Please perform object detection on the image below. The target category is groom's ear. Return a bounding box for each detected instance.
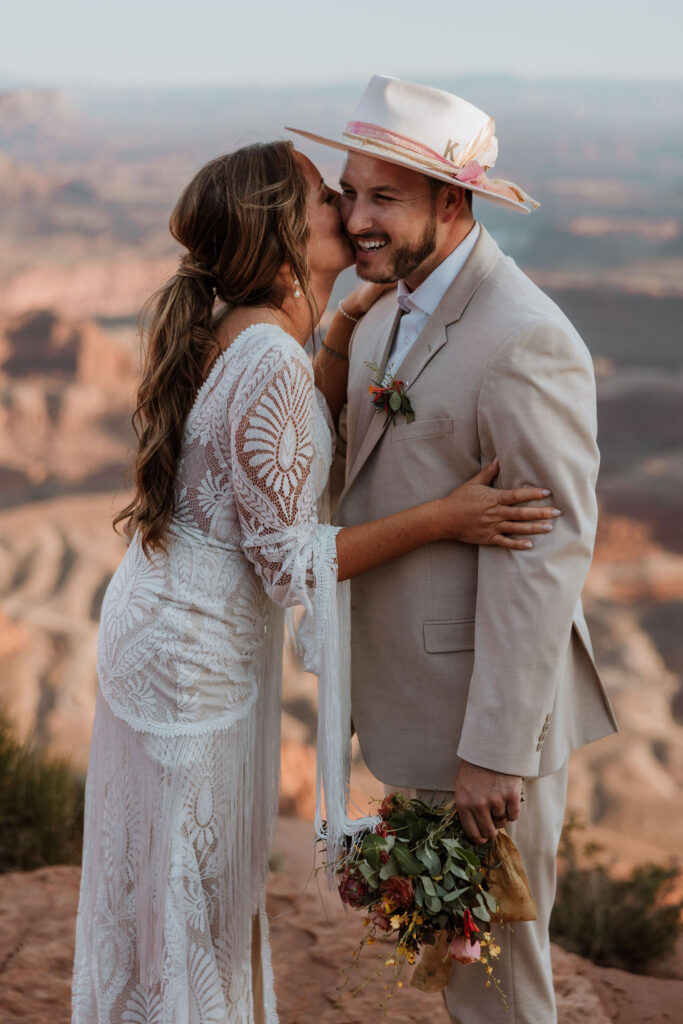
[439,184,470,223]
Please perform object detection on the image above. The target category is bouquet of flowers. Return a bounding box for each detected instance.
[321,792,536,1005]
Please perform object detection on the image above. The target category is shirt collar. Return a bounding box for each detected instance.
[397,221,481,316]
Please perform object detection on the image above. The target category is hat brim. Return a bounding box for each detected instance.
[286,126,532,214]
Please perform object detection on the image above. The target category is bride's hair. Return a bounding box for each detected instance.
[114,140,313,554]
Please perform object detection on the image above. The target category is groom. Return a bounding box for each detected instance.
[290,76,617,1023]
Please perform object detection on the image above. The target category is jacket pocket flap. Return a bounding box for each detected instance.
[390,417,453,442]
[424,618,475,653]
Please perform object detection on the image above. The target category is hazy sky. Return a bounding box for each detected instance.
[2,0,682,87]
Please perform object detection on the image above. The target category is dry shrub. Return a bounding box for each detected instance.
[0,711,84,871]
[551,816,682,974]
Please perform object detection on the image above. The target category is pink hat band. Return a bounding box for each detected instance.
[342,119,538,209]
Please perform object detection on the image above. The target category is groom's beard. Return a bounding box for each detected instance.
[356,214,437,284]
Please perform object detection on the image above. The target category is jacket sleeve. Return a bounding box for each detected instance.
[456,320,599,777]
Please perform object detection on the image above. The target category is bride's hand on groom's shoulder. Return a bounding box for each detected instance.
[437,459,562,550]
[340,281,396,320]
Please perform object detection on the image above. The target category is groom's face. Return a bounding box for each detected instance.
[339,152,439,287]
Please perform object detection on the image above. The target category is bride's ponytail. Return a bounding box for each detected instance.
[115,141,312,554]
[114,259,218,553]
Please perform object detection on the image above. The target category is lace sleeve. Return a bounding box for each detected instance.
[231,329,378,860]
[230,332,340,622]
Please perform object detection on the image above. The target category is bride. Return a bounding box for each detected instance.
[71,140,558,1024]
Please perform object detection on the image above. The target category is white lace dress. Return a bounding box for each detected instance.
[72,324,355,1024]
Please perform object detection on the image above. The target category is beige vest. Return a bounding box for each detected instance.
[333,227,617,788]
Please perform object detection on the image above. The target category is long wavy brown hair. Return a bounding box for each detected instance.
[114,141,313,554]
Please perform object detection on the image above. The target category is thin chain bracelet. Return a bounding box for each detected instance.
[321,339,349,362]
[337,299,360,323]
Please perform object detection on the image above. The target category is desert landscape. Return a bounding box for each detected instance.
[0,79,682,1021]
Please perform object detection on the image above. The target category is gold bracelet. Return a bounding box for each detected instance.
[337,299,360,323]
[321,339,349,362]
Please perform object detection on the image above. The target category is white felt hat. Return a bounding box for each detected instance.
[287,75,538,214]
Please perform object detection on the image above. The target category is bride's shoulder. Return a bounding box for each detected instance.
[231,322,310,375]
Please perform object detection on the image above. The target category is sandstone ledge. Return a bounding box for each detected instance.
[1,818,682,1023]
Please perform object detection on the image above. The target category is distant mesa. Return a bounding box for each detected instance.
[1,310,79,379]
[0,308,138,389]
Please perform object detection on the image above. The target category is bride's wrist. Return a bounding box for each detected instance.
[337,298,364,321]
[424,499,449,543]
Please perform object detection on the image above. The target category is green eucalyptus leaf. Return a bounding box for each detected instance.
[392,843,423,876]
[425,894,442,914]
[458,848,482,869]
[416,845,441,876]
[389,390,401,411]
[379,854,399,880]
[483,889,498,912]
[443,887,469,903]
[421,875,436,897]
[450,865,470,881]
[473,905,491,922]
[358,861,379,887]
[362,833,385,870]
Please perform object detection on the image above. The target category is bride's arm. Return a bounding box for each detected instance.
[335,460,559,581]
[232,337,559,603]
[313,282,392,425]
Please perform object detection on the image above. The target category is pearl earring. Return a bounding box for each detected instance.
[293,278,301,298]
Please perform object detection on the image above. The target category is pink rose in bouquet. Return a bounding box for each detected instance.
[448,935,481,964]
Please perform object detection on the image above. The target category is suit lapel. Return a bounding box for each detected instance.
[396,225,502,387]
[341,227,501,503]
[346,303,401,470]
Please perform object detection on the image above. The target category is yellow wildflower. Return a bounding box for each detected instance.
[385,957,396,967]
[390,915,403,929]
[367,936,375,945]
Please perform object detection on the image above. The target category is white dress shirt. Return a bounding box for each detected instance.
[386,222,481,379]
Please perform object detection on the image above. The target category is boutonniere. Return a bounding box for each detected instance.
[365,362,416,426]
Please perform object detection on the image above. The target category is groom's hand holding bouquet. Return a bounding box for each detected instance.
[322,791,536,1005]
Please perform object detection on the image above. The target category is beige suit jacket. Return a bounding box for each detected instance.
[333,226,617,789]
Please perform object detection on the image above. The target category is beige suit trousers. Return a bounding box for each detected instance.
[387,761,568,1024]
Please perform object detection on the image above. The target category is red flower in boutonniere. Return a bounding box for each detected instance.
[365,362,416,426]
